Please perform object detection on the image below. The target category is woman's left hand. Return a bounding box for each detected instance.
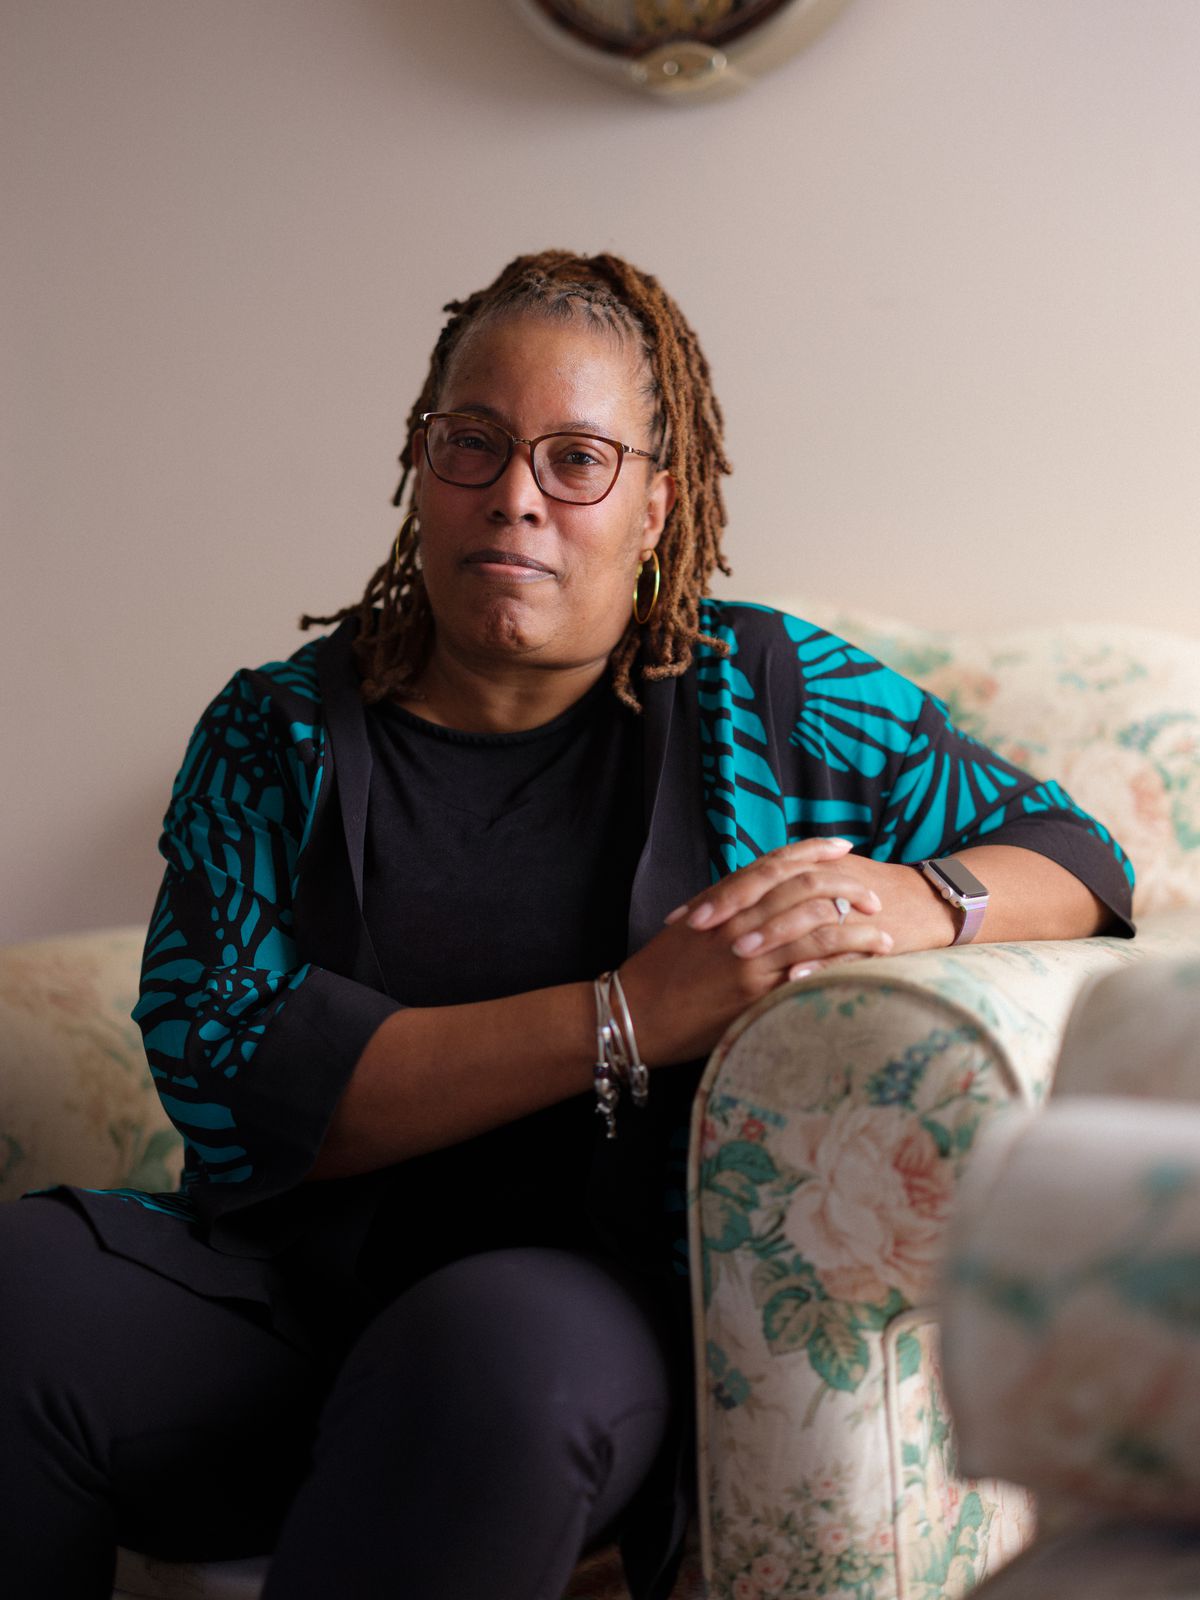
[666,844,958,978]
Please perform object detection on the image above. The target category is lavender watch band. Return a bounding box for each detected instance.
[953,897,987,945]
[918,857,989,946]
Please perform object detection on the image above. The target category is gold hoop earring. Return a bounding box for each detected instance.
[632,550,661,625]
[392,509,419,568]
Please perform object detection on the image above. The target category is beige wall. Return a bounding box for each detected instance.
[5,0,1199,944]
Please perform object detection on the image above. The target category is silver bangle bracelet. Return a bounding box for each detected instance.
[591,970,650,1138]
[608,969,649,1108]
[592,978,622,1140]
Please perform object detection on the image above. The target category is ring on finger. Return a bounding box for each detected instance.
[834,896,851,925]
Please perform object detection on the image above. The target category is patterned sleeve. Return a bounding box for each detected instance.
[780,615,1136,931]
[133,652,400,1240]
[697,606,1134,933]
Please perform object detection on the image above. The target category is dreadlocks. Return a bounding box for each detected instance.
[300,250,733,710]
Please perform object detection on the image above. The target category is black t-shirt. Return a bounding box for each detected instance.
[357,678,647,1293]
[362,677,644,1006]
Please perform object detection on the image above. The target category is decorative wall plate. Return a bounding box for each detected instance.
[511,0,851,100]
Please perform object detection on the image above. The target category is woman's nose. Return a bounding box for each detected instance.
[485,444,546,522]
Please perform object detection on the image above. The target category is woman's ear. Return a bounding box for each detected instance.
[642,469,676,549]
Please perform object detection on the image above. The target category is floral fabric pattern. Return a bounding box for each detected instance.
[888,1316,1035,1598]
[690,921,1200,1599]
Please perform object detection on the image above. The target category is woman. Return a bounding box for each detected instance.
[0,251,1133,1600]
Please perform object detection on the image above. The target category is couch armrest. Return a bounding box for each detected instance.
[687,912,1200,1600]
[0,928,182,1201]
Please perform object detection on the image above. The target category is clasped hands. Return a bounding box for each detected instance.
[621,837,953,1067]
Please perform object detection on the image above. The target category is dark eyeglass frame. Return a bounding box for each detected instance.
[419,411,660,506]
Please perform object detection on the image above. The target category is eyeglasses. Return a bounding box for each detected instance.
[420,412,659,506]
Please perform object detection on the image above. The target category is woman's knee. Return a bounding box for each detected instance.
[318,1249,673,1488]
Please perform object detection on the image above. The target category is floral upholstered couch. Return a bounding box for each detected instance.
[2,604,1199,1600]
[684,603,1200,1600]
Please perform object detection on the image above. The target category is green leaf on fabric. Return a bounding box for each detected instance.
[896,1328,922,1382]
[956,1491,985,1534]
[858,1287,906,1329]
[706,1340,728,1378]
[902,1440,923,1468]
[714,1365,752,1409]
[699,1169,759,1253]
[921,1117,952,1158]
[762,1281,820,1354]
[716,1141,778,1185]
[808,1303,870,1392]
[953,1121,977,1155]
[754,1252,825,1312]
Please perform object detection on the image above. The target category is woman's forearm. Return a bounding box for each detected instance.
[309,846,1110,1183]
[913,844,1111,948]
[308,981,597,1179]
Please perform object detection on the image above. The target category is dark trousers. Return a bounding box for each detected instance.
[0,1198,675,1599]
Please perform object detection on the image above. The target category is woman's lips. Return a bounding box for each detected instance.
[462,548,557,580]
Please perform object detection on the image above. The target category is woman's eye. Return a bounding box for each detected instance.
[548,437,612,471]
[449,431,499,454]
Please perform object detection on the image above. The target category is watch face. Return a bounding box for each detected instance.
[528,0,793,56]
[929,857,988,900]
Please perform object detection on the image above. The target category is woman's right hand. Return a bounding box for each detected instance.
[619,837,892,1066]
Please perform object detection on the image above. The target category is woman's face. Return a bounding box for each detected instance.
[410,314,675,682]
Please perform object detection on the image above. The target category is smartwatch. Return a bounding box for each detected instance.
[917,856,989,945]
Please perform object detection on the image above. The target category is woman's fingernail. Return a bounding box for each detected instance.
[879,932,894,950]
[821,838,853,852]
[867,892,882,912]
[689,903,715,929]
[664,904,689,925]
[733,932,764,956]
[789,964,817,982]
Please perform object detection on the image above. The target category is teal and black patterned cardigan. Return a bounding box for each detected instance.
[53,602,1134,1313]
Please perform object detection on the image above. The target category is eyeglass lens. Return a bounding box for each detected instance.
[425,415,621,504]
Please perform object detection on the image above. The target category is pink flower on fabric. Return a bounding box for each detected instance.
[700,1117,720,1158]
[732,1576,759,1600]
[817,1524,850,1555]
[869,1526,895,1555]
[787,1102,955,1305]
[939,1480,962,1524]
[741,1117,767,1143]
[751,1553,788,1591]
